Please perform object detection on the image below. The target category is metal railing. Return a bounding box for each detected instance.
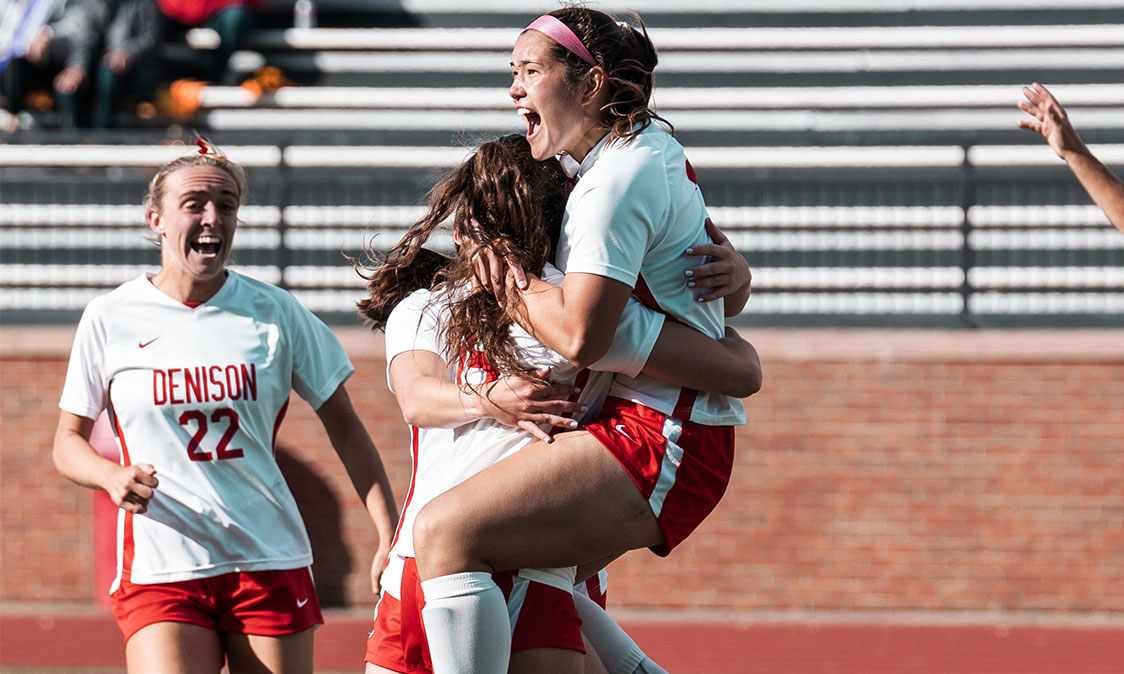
[2,142,1122,327]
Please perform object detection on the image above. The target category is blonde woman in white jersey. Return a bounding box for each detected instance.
[52,140,398,674]
[359,135,760,673]
[411,8,758,673]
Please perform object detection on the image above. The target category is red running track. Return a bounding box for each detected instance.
[2,606,1122,673]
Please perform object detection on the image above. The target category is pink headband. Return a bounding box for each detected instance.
[525,15,597,68]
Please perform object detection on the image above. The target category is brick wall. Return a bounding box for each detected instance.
[3,327,1122,615]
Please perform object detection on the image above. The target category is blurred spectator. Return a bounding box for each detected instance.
[1,0,105,129]
[152,0,264,118]
[91,0,160,128]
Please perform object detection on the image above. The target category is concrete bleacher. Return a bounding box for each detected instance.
[2,0,1123,327]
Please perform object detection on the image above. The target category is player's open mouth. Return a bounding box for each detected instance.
[192,235,221,256]
[518,107,541,138]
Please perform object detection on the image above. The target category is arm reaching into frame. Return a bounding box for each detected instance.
[1018,82,1124,234]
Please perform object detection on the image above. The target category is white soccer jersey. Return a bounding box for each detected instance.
[59,271,354,588]
[379,264,661,596]
[557,124,746,426]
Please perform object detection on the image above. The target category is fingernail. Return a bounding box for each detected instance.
[685,247,694,255]
[688,281,696,288]
[574,386,582,394]
[569,420,579,428]
[580,404,589,412]
[697,296,707,303]
[684,269,694,278]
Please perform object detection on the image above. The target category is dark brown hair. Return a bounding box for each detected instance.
[358,135,569,384]
[540,6,672,143]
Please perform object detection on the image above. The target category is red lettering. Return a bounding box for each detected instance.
[168,368,184,404]
[209,365,225,401]
[179,410,211,461]
[212,408,243,459]
[240,363,257,401]
[153,370,167,405]
[183,367,202,404]
[225,365,241,400]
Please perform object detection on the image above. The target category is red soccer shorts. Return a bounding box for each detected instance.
[110,567,323,643]
[585,396,735,556]
[365,558,584,673]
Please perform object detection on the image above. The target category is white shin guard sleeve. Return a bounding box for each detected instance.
[420,572,511,674]
[573,592,669,674]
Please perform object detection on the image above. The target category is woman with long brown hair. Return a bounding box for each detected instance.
[359,134,758,674]
[410,8,757,672]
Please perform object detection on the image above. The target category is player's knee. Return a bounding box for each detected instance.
[412,497,466,575]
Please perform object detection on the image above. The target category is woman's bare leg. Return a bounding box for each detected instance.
[126,622,224,674]
[413,430,662,674]
[223,629,314,674]
[413,430,663,579]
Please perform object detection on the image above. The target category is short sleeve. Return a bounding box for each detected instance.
[58,301,110,420]
[284,298,354,410]
[560,149,669,287]
[589,297,665,378]
[384,289,446,392]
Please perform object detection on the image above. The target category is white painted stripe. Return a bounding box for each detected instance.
[660,49,1124,72]
[283,266,367,288]
[284,228,377,250]
[648,418,686,519]
[969,144,1124,166]
[289,288,368,311]
[283,205,428,226]
[743,292,965,314]
[685,146,965,167]
[10,265,1117,292]
[0,228,280,249]
[969,267,1124,288]
[0,287,114,310]
[0,145,282,167]
[198,83,1124,111]
[234,25,1124,51]
[283,144,965,168]
[0,204,280,227]
[969,292,1124,313]
[707,206,964,228]
[969,229,1124,249]
[283,145,475,167]
[725,230,964,251]
[969,205,1115,227]
[754,267,965,289]
[375,0,1124,12]
[237,48,1124,74]
[0,264,279,288]
[0,265,155,285]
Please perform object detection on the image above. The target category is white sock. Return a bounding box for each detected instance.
[420,571,511,674]
[573,592,669,674]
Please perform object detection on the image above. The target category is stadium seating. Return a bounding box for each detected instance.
[2,0,1122,326]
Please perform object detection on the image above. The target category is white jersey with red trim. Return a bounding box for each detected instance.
[59,271,353,588]
[379,264,661,597]
[557,124,746,426]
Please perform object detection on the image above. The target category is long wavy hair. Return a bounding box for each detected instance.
[358,134,569,384]
[539,5,672,143]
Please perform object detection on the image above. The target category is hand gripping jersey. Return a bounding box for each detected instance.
[558,124,746,426]
[59,271,354,589]
[380,264,662,596]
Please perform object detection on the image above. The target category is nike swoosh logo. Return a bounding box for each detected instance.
[138,337,159,348]
[297,598,309,608]
[614,423,634,443]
